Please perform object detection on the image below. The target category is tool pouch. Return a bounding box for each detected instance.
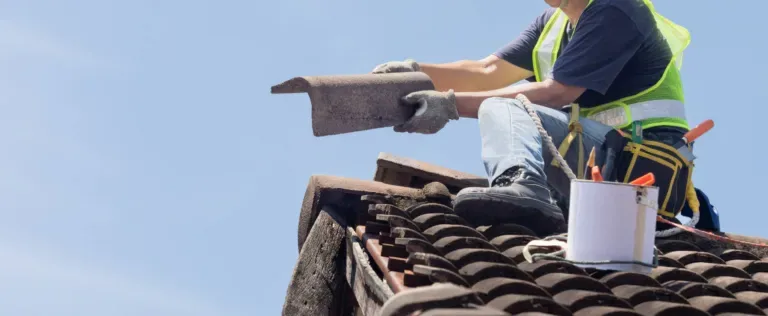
[612,137,693,219]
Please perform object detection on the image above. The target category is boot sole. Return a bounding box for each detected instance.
[453,192,566,237]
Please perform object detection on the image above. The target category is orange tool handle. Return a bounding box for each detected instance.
[591,166,604,182]
[683,119,714,143]
[629,173,655,186]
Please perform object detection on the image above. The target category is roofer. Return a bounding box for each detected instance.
[372,0,696,236]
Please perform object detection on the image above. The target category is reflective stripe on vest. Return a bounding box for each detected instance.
[533,10,568,82]
[584,99,686,128]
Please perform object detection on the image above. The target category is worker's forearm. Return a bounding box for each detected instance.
[417,61,491,92]
[454,81,565,118]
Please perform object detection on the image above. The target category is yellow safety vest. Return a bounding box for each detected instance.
[532,0,691,131]
[533,0,700,219]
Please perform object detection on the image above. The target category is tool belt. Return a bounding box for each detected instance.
[555,106,697,219]
[609,133,693,218]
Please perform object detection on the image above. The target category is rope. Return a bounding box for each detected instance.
[521,234,660,269]
[514,94,696,237]
[532,253,658,269]
[656,181,701,237]
[656,216,768,249]
[656,210,699,238]
[516,95,577,181]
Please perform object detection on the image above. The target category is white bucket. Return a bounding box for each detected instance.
[565,180,659,274]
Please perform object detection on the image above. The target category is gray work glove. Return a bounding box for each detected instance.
[395,90,459,134]
[372,59,421,74]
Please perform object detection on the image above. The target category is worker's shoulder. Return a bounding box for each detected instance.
[588,0,655,32]
[590,0,649,13]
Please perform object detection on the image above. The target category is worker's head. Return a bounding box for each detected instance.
[544,0,570,9]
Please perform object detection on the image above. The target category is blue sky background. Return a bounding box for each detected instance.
[1,1,765,315]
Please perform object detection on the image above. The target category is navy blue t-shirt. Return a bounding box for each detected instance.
[494,0,673,109]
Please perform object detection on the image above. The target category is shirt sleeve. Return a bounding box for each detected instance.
[552,4,646,95]
[492,10,553,72]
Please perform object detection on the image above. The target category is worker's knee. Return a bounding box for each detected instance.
[478,97,527,123]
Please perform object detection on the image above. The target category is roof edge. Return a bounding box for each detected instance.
[374,152,488,194]
[298,174,427,251]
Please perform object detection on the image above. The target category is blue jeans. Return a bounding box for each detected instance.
[478,97,614,197]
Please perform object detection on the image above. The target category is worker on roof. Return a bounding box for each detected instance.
[372,0,693,236]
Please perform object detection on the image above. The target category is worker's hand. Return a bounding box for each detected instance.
[395,90,459,134]
[372,59,420,74]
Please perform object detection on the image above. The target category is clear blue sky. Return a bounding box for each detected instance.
[1,1,765,315]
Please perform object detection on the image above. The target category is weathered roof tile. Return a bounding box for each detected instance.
[271,73,434,137]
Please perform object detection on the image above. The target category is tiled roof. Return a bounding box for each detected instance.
[285,153,768,316]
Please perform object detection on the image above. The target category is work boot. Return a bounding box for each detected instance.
[453,167,566,237]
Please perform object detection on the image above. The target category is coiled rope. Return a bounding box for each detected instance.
[521,234,661,268]
[514,94,695,238]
